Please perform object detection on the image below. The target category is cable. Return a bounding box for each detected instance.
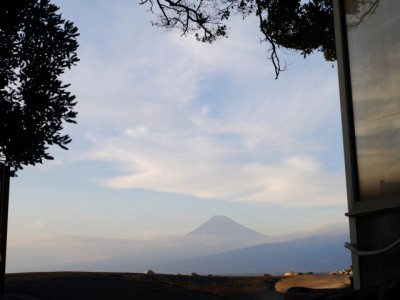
[345,238,400,256]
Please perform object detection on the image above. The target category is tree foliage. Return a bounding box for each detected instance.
[140,0,335,78]
[0,0,79,175]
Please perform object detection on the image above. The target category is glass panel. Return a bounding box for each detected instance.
[345,0,400,200]
[0,167,3,225]
[0,168,3,225]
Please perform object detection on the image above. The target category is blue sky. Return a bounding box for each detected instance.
[7,0,347,268]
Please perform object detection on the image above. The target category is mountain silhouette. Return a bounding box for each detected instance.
[37,220,349,275]
[156,233,351,275]
[187,215,268,240]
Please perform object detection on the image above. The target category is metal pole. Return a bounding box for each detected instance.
[0,164,10,295]
[332,0,361,289]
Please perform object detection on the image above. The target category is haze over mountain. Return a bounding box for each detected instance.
[155,233,351,275]
[7,216,350,275]
[187,215,268,241]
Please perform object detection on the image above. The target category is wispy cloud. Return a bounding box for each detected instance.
[59,1,344,207]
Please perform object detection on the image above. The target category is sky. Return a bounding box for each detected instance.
[7,0,348,271]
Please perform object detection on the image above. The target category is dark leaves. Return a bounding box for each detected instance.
[0,0,79,175]
[140,0,336,77]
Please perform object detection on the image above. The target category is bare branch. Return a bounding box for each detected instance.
[347,0,380,29]
[140,0,340,78]
[140,0,234,43]
[255,0,285,79]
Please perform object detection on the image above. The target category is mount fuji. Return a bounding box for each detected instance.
[187,215,268,241]
[16,216,350,275]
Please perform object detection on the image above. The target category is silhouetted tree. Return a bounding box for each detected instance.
[0,0,79,175]
[140,0,335,78]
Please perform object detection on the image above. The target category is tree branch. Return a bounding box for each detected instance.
[255,0,285,79]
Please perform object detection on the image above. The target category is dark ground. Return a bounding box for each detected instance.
[0,272,286,299]
[0,272,354,299]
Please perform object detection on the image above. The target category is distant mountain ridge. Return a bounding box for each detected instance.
[187,215,268,240]
[155,233,351,275]
[15,216,350,276]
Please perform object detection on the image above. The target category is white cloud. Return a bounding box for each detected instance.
[80,125,345,207]
[285,155,322,172]
[60,1,345,208]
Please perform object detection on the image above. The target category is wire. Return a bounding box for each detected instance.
[345,238,400,256]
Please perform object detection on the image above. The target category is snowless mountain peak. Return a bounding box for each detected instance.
[187,215,268,239]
